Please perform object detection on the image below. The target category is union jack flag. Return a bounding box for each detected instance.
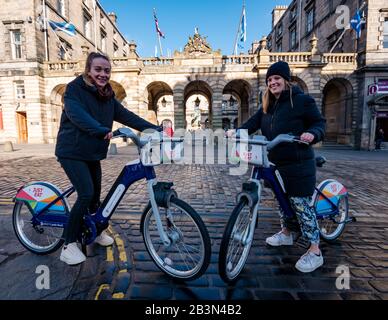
[153,10,165,39]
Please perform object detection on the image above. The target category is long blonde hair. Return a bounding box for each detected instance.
[262,81,293,114]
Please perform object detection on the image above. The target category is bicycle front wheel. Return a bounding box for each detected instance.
[13,201,65,255]
[219,198,255,283]
[140,197,211,281]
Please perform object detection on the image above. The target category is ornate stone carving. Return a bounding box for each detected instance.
[184,30,212,56]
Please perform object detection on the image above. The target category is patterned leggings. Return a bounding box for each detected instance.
[279,197,320,245]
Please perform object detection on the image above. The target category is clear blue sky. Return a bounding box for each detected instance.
[99,0,291,57]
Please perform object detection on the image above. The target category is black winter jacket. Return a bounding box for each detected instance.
[55,76,160,161]
[239,86,326,197]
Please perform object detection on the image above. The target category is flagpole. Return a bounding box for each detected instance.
[42,0,49,61]
[329,1,366,53]
[233,1,245,55]
[153,8,163,57]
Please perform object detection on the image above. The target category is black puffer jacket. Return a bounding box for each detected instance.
[55,76,160,161]
[239,86,326,197]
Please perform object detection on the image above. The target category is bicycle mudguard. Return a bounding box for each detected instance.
[153,182,178,208]
[14,182,69,215]
[312,179,348,215]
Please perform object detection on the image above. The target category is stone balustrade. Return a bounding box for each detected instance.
[269,52,313,63]
[321,53,357,64]
[43,51,358,74]
[141,58,174,66]
[46,61,80,71]
[222,55,256,65]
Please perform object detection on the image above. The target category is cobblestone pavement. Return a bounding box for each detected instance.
[0,145,388,300]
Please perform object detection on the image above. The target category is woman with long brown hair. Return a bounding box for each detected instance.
[238,61,326,273]
[55,52,161,265]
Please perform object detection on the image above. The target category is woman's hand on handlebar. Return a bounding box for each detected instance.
[300,132,314,144]
[104,132,113,140]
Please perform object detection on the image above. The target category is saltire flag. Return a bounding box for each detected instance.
[48,20,76,37]
[237,7,247,49]
[350,10,366,39]
[153,11,165,39]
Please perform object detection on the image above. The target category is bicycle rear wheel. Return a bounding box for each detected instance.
[319,195,349,243]
[140,197,211,281]
[13,201,65,255]
[219,198,255,283]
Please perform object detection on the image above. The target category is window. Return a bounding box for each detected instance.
[306,7,314,33]
[384,18,388,49]
[83,13,92,39]
[10,30,22,59]
[290,5,297,21]
[290,26,297,49]
[57,0,66,17]
[100,13,106,27]
[15,81,25,100]
[113,43,119,57]
[58,38,72,60]
[267,37,272,50]
[101,29,107,52]
[276,41,282,52]
[277,24,283,37]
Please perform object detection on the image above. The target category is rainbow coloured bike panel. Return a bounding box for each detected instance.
[313,179,348,215]
[15,182,68,214]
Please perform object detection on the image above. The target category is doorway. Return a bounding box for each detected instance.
[16,112,28,143]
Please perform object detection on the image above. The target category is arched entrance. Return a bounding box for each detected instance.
[291,76,309,94]
[223,80,252,127]
[322,78,353,145]
[184,80,212,130]
[49,84,67,143]
[146,82,173,126]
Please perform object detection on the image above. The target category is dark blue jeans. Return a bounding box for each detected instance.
[58,158,102,244]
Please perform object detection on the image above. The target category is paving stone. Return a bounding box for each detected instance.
[130,285,173,300]
[369,280,388,293]
[254,290,295,300]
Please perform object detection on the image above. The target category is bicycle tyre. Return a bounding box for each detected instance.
[13,201,65,255]
[318,194,349,243]
[140,197,211,281]
[219,198,255,283]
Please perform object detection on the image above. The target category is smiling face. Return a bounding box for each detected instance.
[267,75,286,98]
[88,57,111,89]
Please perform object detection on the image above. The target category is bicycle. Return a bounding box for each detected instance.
[218,134,356,283]
[13,127,211,281]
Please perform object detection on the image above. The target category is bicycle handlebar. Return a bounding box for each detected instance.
[231,133,309,151]
[112,127,184,148]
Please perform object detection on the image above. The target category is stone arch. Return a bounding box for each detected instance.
[144,81,174,125]
[48,84,67,143]
[322,77,354,145]
[223,79,253,126]
[290,76,309,94]
[110,80,127,102]
[183,80,213,130]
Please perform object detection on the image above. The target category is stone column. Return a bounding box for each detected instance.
[211,92,223,130]
[173,91,185,130]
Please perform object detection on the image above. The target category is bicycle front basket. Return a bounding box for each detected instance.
[234,142,264,166]
[141,140,184,166]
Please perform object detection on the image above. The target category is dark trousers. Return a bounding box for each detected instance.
[58,158,102,244]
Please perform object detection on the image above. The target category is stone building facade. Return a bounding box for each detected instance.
[262,0,388,148]
[1,0,386,150]
[0,0,129,143]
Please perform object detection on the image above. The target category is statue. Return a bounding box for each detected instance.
[184,29,212,55]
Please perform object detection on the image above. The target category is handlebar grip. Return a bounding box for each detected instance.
[112,129,121,137]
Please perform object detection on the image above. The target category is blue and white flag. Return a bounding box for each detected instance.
[350,10,365,39]
[237,7,247,49]
[48,20,76,37]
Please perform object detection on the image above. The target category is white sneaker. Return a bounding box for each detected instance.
[295,251,324,273]
[60,243,86,265]
[94,230,114,247]
[265,231,293,246]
